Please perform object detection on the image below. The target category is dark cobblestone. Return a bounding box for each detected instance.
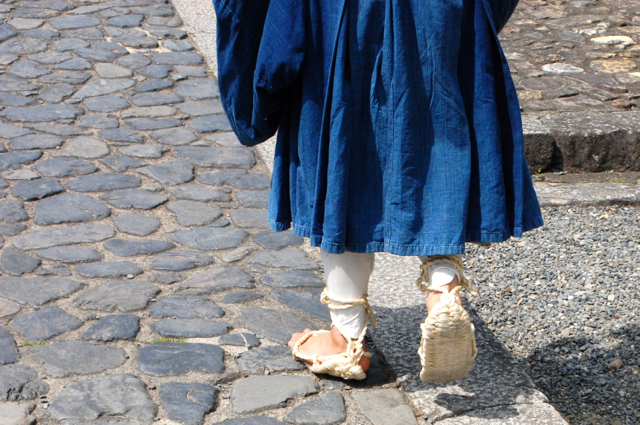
[271,288,330,321]
[218,332,260,349]
[130,92,184,106]
[73,279,159,311]
[150,295,223,319]
[151,51,202,65]
[137,342,224,376]
[153,319,232,338]
[113,213,160,236]
[65,173,141,192]
[174,78,219,99]
[170,227,248,251]
[167,200,222,227]
[252,230,304,250]
[160,382,218,425]
[231,209,269,229]
[138,64,172,78]
[33,157,98,177]
[187,114,232,133]
[168,183,230,202]
[10,305,82,342]
[12,178,65,201]
[99,189,167,210]
[13,223,115,250]
[0,364,42,401]
[236,345,304,375]
[1,277,85,309]
[231,376,318,415]
[78,114,119,129]
[0,247,41,276]
[0,199,28,223]
[149,127,197,145]
[239,308,316,346]
[75,261,143,278]
[82,314,140,341]
[34,193,110,225]
[177,264,254,294]
[32,340,126,377]
[54,136,109,158]
[3,104,83,122]
[237,191,269,208]
[7,134,62,150]
[104,239,175,257]
[100,155,147,173]
[98,128,145,143]
[150,250,214,271]
[248,250,320,271]
[173,146,256,169]
[134,78,175,93]
[48,374,157,424]
[221,292,264,304]
[36,246,102,263]
[137,160,194,185]
[260,271,324,289]
[0,327,19,365]
[283,392,346,425]
[0,151,42,171]
[84,94,130,111]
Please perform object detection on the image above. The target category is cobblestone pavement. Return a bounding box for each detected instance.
[0,1,414,424]
[0,1,630,425]
[504,0,640,114]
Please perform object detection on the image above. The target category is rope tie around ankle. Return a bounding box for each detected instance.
[416,255,477,296]
[320,289,376,327]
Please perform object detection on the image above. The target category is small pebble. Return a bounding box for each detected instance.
[608,359,623,371]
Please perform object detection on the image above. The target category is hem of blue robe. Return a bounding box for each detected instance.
[269,216,544,255]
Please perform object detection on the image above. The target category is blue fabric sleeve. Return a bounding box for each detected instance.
[483,0,519,33]
[213,0,305,147]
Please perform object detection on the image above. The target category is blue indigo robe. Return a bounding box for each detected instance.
[213,0,544,255]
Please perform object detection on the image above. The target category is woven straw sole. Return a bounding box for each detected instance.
[418,300,477,383]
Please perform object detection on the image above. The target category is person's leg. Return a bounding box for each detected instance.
[324,250,374,338]
[288,250,374,371]
[418,256,463,311]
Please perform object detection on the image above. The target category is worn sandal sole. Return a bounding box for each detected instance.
[418,290,477,383]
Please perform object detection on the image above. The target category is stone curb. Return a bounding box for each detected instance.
[535,182,640,207]
[524,111,640,174]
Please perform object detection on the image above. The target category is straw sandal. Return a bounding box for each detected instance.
[417,255,478,383]
[291,289,376,380]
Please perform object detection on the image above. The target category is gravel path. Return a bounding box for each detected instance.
[466,206,640,425]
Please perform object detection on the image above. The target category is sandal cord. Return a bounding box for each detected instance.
[416,255,477,296]
[320,289,376,327]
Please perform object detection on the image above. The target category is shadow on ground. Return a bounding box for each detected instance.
[526,322,640,425]
[370,302,553,423]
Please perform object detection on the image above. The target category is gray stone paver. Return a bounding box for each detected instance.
[0,1,573,424]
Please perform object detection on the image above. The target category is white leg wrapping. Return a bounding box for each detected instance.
[321,250,374,339]
[419,255,461,287]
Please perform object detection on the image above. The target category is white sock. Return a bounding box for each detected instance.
[322,250,374,340]
[418,256,461,287]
